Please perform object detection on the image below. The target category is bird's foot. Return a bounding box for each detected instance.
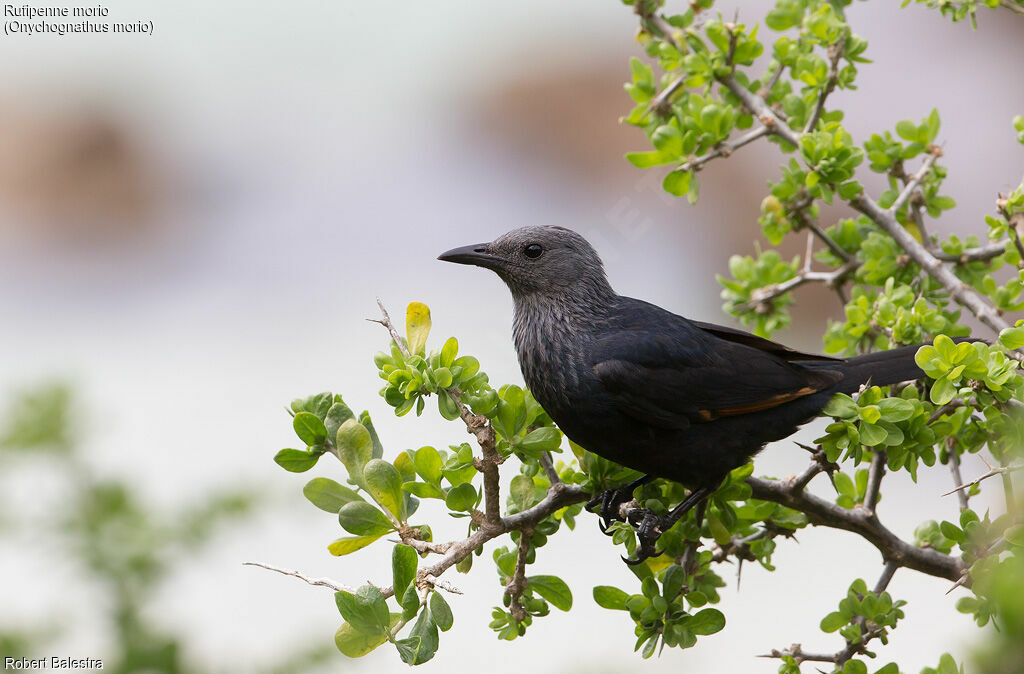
[586,487,637,535]
[621,509,667,566]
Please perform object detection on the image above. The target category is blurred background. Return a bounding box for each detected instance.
[1,1,1022,672]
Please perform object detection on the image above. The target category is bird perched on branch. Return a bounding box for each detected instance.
[439,226,937,563]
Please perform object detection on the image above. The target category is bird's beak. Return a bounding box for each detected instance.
[437,243,501,269]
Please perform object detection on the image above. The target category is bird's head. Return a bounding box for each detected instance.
[438,225,614,298]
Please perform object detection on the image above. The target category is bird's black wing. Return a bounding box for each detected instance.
[689,320,842,362]
[591,323,842,430]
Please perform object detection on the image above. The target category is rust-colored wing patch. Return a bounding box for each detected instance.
[698,386,821,421]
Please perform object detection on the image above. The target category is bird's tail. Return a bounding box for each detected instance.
[833,344,927,393]
[822,337,979,394]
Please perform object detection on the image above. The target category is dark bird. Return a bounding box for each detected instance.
[439,226,935,563]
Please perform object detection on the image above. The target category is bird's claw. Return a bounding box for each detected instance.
[620,509,666,566]
[586,486,636,534]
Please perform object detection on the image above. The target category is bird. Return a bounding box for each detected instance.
[439,225,941,563]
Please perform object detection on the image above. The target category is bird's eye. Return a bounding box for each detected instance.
[523,244,543,259]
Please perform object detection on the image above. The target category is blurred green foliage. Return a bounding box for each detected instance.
[0,384,333,673]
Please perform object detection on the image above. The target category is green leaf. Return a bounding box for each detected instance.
[403,482,445,499]
[528,575,572,611]
[895,120,917,141]
[929,376,957,405]
[293,412,327,445]
[445,483,477,512]
[392,544,418,599]
[336,419,374,485]
[273,448,320,473]
[429,592,454,632]
[593,585,630,610]
[518,427,562,453]
[625,151,674,168]
[688,607,726,635]
[364,458,405,519]
[859,422,888,447]
[999,326,1024,350]
[335,590,384,635]
[328,534,383,556]
[406,608,439,664]
[1005,524,1024,547]
[440,337,458,367]
[303,477,364,513]
[823,394,858,419]
[335,621,387,657]
[859,405,882,424]
[820,610,847,632]
[325,401,355,439]
[413,446,443,485]
[877,398,915,422]
[437,389,461,421]
[338,502,395,536]
[509,474,535,511]
[843,660,867,674]
[358,411,384,459]
[663,170,692,196]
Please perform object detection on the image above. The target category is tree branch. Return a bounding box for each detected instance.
[851,193,1011,335]
[719,74,1011,337]
[746,476,965,582]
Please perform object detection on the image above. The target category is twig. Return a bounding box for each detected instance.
[943,457,1024,497]
[422,574,464,595]
[506,525,533,621]
[1000,0,1024,16]
[873,559,899,594]
[719,76,801,148]
[946,439,970,511]
[863,449,886,514]
[804,35,846,133]
[932,240,1008,263]
[538,452,561,485]
[642,76,684,120]
[671,125,771,174]
[243,561,356,594]
[733,261,857,314]
[890,152,939,214]
[370,297,411,358]
[758,62,786,98]
[928,398,965,424]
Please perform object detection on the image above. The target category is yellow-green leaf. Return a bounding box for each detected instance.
[406,302,432,355]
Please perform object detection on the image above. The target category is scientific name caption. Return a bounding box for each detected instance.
[4,4,153,36]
